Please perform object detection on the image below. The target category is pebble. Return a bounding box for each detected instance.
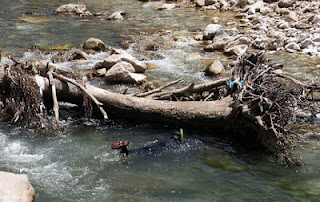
[300,38,313,49]
[285,42,300,51]
[278,21,289,29]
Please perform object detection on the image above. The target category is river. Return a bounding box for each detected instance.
[1,0,320,201]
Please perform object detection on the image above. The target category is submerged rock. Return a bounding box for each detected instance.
[0,171,35,202]
[203,60,225,76]
[83,38,106,52]
[156,3,178,10]
[18,16,51,24]
[107,11,126,20]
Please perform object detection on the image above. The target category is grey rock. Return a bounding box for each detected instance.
[108,11,125,20]
[285,12,298,22]
[309,15,320,24]
[285,42,300,51]
[297,33,308,42]
[212,40,228,50]
[313,36,320,42]
[203,24,223,40]
[224,44,248,56]
[278,21,289,29]
[295,23,312,29]
[156,3,178,10]
[83,38,106,52]
[102,49,147,73]
[194,0,205,7]
[105,61,146,84]
[0,171,35,202]
[204,44,214,52]
[68,50,87,61]
[205,0,216,6]
[300,38,313,49]
[247,1,264,14]
[55,4,87,14]
[278,0,296,8]
[225,36,252,48]
[260,7,273,15]
[279,8,290,15]
[204,60,225,76]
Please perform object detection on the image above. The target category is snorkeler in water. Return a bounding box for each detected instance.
[111,128,184,156]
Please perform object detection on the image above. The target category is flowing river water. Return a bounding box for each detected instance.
[1,0,320,201]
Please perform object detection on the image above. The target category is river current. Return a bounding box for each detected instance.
[1,0,320,201]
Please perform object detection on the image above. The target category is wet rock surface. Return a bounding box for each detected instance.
[203,60,225,76]
[102,49,147,73]
[105,61,146,84]
[54,4,92,17]
[83,38,107,52]
[107,11,126,20]
[0,171,35,202]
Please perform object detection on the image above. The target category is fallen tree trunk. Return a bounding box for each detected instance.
[38,74,234,128]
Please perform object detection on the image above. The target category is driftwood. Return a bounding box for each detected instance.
[51,71,108,120]
[148,78,229,100]
[0,52,319,166]
[47,69,60,128]
[135,79,183,97]
[44,75,234,126]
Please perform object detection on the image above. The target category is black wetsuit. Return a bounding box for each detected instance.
[119,136,202,156]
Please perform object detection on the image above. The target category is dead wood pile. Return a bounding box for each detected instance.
[0,52,319,165]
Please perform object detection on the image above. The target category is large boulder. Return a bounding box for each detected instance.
[83,38,106,52]
[105,61,146,84]
[102,49,147,73]
[203,60,225,76]
[203,24,224,40]
[0,171,35,202]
